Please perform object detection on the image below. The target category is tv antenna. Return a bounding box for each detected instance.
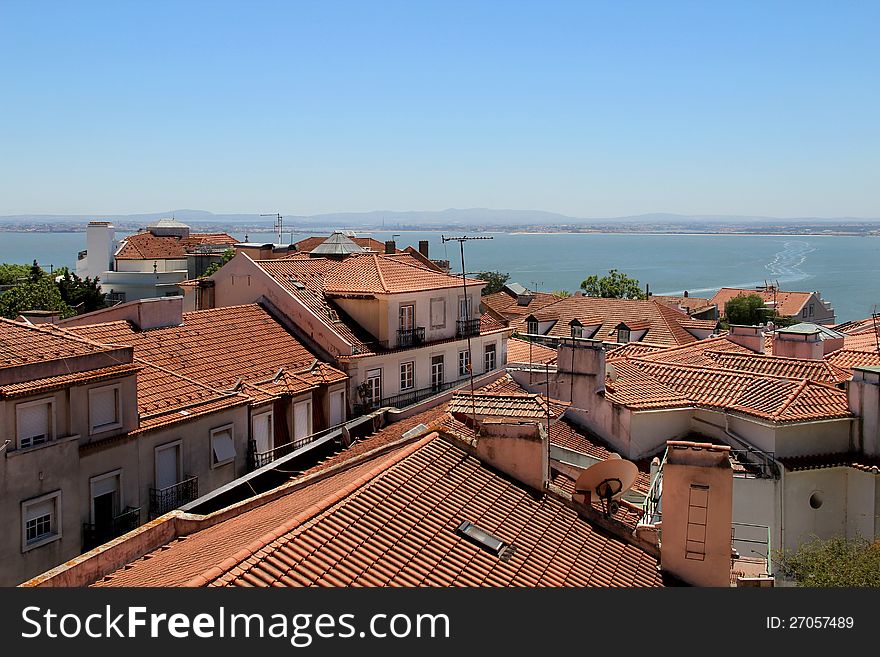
[574,456,638,519]
[442,234,494,427]
[260,213,284,243]
[871,305,880,354]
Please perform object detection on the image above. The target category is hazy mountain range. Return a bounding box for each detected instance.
[2,208,879,229]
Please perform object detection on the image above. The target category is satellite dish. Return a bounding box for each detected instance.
[574,458,639,518]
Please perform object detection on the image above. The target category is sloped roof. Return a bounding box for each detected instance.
[518,296,715,347]
[294,234,394,254]
[115,231,237,260]
[481,289,561,320]
[709,287,814,317]
[447,390,569,420]
[307,231,367,256]
[200,436,666,587]
[506,337,558,364]
[67,304,346,406]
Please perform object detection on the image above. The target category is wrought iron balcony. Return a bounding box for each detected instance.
[247,430,325,471]
[149,475,199,518]
[353,379,459,416]
[456,318,480,338]
[82,506,141,551]
[397,326,425,348]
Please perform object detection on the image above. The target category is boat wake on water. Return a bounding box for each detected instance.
[655,240,815,297]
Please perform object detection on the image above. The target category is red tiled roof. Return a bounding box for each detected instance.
[709,287,813,318]
[506,337,557,364]
[778,453,880,473]
[320,253,483,295]
[519,296,715,348]
[115,231,237,260]
[481,289,561,320]
[447,391,569,420]
[0,363,141,399]
[68,304,343,391]
[549,470,647,530]
[202,436,666,587]
[650,295,711,314]
[605,358,851,422]
[0,318,120,368]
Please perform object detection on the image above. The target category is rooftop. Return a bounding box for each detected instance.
[115,231,237,260]
[709,287,817,318]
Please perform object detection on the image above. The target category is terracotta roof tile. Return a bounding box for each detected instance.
[481,289,561,320]
[204,436,666,588]
[447,391,569,420]
[0,363,141,398]
[507,337,557,364]
[709,287,813,318]
[519,297,715,348]
[0,317,119,368]
[778,453,880,473]
[115,231,237,260]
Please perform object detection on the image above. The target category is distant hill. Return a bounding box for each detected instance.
[2,208,879,229]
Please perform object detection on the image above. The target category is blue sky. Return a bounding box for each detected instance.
[1,1,877,217]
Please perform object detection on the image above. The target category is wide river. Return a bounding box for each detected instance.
[1,230,878,323]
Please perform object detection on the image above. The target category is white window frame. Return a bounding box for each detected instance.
[251,410,274,455]
[21,490,62,552]
[526,320,538,335]
[210,424,236,469]
[458,349,471,377]
[400,361,415,391]
[431,354,445,388]
[15,397,56,450]
[89,383,123,435]
[484,343,497,372]
[618,328,631,344]
[458,295,473,321]
[89,468,123,524]
[399,303,415,331]
[154,439,183,491]
[571,325,584,338]
[365,369,382,405]
[430,297,446,329]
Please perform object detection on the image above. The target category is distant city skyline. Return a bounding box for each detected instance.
[1,1,878,217]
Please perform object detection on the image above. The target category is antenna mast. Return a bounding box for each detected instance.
[442,234,493,429]
[260,213,284,243]
[872,305,880,354]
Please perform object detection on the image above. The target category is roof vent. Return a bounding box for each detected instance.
[287,277,305,290]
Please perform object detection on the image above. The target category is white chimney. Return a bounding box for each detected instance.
[85,221,115,280]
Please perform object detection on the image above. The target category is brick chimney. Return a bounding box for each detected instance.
[726,325,765,353]
[384,240,396,254]
[660,440,733,587]
[418,240,429,258]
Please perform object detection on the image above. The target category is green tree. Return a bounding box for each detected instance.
[56,270,106,313]
[29,259,46,282]
[580,269,646,300]
[552,290,572,298]
[724,293,767,325]
[201,248,236,278]
[0,280,75,319]
[0,263,33,286]
[775,536,880,587]
[476,271,510,296]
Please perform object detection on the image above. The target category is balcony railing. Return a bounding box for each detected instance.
[247,430,325,471]
[397,327,425,348]
[456,318,480,338]
[353,379,459,415]
[149,475,199,519]
[82,506,141,552]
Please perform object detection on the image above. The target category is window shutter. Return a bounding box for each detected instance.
[18,403,50,447]
[25,499,54,523]
[212,429,236,463]
[91,387,118,429]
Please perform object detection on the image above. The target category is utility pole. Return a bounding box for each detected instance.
[442,235,493,430]
[260,213,284,243]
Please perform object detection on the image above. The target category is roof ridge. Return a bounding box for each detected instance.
[185,433,438,587]
[772,378,812,419]
[372,253,389,292]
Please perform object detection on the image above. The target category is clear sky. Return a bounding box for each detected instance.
[1,1,877,218]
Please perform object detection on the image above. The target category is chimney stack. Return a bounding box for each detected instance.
[418,240,429,258]
[726,325,765,353]
[471,419,549,493]
[384,240,396,255]
[660,440,733,587]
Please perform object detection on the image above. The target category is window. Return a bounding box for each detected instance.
[16,398,54,449]
[802,308,808,318]
[526,319,538,335]
[809,303,815,317]
[459,350,471,377]
[484,343,497,372]
[685,484,709,561]
[400,361,414,391]
[251,411,273,455]
[617,327,631,344]
[293,400,312,441]
[22,491,62,552]
[430,297,446,329]
[155,441,182,490]
[431,355,444,389]
[89,384,122,435]
[90,469,122,525]
[459,296,472,321]
[399,304,415,331]
[363,369,382,406]
[211,425,236,468]
[571,325,583,338]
